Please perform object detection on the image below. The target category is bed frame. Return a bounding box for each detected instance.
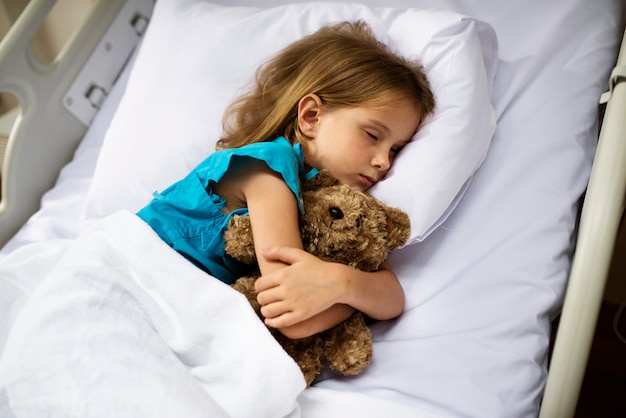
[0,1,624,416]
[0,0,152,243]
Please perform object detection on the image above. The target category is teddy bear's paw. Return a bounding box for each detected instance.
[300,360,322,387]
[324,314,373,376]
[278,335,324,387]
[231,277,262,314]
[327,337,373,376]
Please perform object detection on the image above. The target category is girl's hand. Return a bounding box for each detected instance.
[255,247,347,329]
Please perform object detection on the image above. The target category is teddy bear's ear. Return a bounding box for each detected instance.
[384,206,411,251]
[304,169,341,192]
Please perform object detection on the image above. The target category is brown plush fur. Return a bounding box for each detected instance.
[224,170,410,386]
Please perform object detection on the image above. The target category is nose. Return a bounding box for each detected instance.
[371,150,391,171]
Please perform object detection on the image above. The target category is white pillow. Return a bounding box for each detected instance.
[83,0,497,245]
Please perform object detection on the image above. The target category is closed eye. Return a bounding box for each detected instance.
[366,131,378,140]
[391,141,410,157]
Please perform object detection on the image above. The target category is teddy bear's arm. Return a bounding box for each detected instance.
[223,215,257,264]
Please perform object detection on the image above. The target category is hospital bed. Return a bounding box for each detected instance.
[0,0,624,417]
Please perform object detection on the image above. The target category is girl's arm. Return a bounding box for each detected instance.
[237,162,404,339]
[238,162,304,275]
[255,248,404,339]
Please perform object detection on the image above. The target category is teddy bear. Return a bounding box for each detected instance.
[224,170,410,386]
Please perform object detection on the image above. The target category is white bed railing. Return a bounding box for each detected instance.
[539,29,626,418]
[0,0,152,246]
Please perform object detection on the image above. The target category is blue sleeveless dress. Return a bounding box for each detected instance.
[137,136,312,284]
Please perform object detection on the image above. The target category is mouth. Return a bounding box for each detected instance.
[359,175,376,189]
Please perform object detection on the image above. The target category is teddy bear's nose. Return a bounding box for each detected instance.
[329,207,344,220]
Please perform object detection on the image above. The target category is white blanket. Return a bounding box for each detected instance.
[0,210,446,418]
[0,210,305,418]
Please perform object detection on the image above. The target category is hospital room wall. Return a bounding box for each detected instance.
[0,0,625,304]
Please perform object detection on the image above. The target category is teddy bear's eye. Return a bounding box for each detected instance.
[329,207,344,220]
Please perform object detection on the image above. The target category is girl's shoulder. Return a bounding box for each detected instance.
[195,137,306,209]
[200,137,301,173]
[237,136,296,157]
[206,136,301,170]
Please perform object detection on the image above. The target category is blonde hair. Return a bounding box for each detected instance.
[217,20,435,150]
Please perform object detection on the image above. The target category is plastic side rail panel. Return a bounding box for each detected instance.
[0,0,154,247]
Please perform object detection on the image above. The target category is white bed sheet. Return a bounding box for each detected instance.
[0,0,623,417]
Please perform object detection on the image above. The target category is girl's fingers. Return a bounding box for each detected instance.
[254,268,283,293]
[264,311,299,329]
[254,248,308,292]
[255,285,283,306]
[260,301,290,321]
[260,246,307,265]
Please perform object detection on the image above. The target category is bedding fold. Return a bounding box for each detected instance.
[0,210,304,418]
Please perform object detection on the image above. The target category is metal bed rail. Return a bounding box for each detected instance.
[539,28,626,418]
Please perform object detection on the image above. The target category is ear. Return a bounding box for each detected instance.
[297,93,323,138]
[383,205,411,251]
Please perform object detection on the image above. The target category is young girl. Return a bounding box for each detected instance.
[137,21,435,340]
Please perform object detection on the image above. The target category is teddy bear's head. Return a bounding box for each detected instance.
[223,170,410,271]
[300,170,410,272]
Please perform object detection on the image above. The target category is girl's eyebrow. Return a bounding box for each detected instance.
[367,119,390,133]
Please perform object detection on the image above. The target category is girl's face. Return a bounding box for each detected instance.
[298,92,421,191]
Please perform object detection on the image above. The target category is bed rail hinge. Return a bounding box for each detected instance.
[63,0,154,126]
[599,65,626,104]
[131,14,150,36]
[85,84,107,109]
